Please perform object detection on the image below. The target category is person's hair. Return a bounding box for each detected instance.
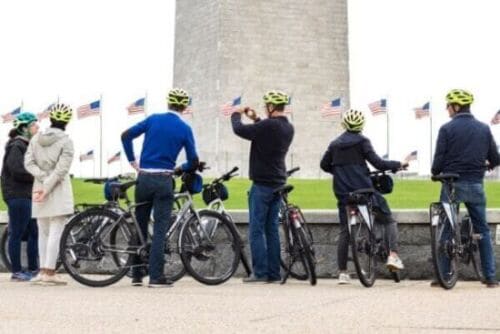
[8,128,17,139]
[50,119,67,131]
[168,104,186,112]
[455,104,471,114]
[270,104,286,112]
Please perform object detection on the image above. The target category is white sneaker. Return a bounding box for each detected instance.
[386,254,404,271]
[338,272,351,285]
[42,274,68,286]
[30,274,45,284]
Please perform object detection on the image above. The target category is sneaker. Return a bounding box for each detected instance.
[42,274,68,286]
[242,275,268,283]
[338,272,351,285]
[31,273,46,284]
[10,271,32,282]
[485,279,499,288]
[131,277,143,287]
[148,277,173,288]
[386,254,404,271]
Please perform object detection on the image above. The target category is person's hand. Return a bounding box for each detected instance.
[130,161,139,172]
[243,107,258,121]
[33,190,46,202]
[400,162,409,170]
[174,166,183,176]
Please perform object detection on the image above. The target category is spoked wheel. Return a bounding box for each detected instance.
[179,210,240,285]
[430,210,458,289]
[295,226,316,286]
[279,214,315,281]
[350,215,376,287]
[1,226,63,272]
[461,216,484,281]
[60,208,135,287]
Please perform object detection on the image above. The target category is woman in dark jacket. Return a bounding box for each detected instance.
[0,112,39,281]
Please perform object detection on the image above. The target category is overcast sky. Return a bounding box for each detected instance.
[1,0,499,176]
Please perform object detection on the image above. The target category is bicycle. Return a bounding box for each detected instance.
[59,168,241,287]
[201,166,252,277]
[276,167,316,286]
[346,170,402,288]
[430,173,483,289]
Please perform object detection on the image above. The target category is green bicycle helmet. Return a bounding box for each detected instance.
[263,90,289,105]
[446,89,474,106]
[167,88,190,107]
[13,112,38,129]
[342,109,365,132]
[49,103,73,123]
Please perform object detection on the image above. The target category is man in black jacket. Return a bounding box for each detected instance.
[0,112,39,281]
[320,109,408,284]
[432,89,499,288]
[231,91,294,283]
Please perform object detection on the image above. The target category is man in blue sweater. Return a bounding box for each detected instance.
[231,91,294,283]
[432,89,499,288]
[121,88,199,288]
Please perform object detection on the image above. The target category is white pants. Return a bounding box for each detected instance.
[38,216,67,270]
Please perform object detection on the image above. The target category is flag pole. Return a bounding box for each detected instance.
[144,91,148,117]
[429,104,433,167]
[99,94,103,177]
[386,100,390,158]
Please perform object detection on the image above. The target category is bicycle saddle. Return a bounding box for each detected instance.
[431,173,460,182]
[350,188,376,195]
[273,184,294,195]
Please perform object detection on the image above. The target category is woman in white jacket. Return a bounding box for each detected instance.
[24,104,74,285]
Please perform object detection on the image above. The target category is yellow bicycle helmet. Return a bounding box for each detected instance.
[446,89,474,106]
[263,90,289,105]
[167,88,190,107]
[342,109,365,132]
[49,104,73,123]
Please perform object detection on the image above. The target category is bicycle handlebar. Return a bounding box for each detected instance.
[287,167,300,177]
[209,166,239,185]
[83,174,134,184]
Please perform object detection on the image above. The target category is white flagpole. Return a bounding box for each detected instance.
[144,91,148,117]
[99,94,103,177]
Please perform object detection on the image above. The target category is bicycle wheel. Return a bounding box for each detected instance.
[350,213,376,287]
[461,216,484,281]
[179,210,240,285]
[295,226,317,286]
[60,208,135,287]
[1,226,63,272]
[430,207,458,289]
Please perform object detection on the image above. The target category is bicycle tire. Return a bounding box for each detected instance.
[1,226,63,272]
[221,212,252,277]
[296,226,317,286]
[430,209,458,289]
[60,208,134,287]
[462,217,484,281]
[179,210,240,285]
[350,214,376,287]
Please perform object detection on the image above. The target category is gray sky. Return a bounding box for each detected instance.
[1,0,499,176]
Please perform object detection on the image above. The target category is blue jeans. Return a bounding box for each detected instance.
[6,198,39,273]
[248,183,281,280]
[133,173,174,280]
[440,182,497,281]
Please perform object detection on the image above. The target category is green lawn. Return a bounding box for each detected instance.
[2,178,499,210]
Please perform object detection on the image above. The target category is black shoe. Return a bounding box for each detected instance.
[485,279,499,288]
[148,277,173,288]
[242,275,268,283]
[131,277,143,287]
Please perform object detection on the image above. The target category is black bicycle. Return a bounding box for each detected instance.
[59,168,241,287]
[347,170,402,287]
[276,167,316,286]
[430,173,483,289]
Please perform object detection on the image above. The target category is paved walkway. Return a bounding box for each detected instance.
[0,274,499,334]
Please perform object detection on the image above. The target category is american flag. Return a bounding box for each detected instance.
[107,151,121,164]
[491,110,500,125]
[79,150,94,162]
[220,96,241,116]
[37,103,54,120]
[405,150,418,162]
[77,100,101,119]
[320,98,342,118]
[414,102,430,119]
[2,106,22,123]
[368,99,387,116]
[182,97,193,116]
[284,96,293,114]
[127,98,145,115]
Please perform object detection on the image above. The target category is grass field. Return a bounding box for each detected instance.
[1,178,500,211]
